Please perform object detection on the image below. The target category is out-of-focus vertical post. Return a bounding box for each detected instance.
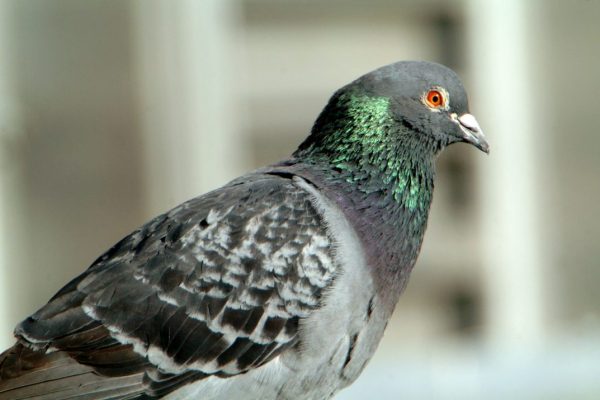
[132,0,245,216]
[467,0,545,349]
[0,0,21,349]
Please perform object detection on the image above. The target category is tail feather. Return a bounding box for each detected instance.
[0,344,146,400]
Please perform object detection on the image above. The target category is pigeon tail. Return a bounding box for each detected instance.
[0,343,146,400]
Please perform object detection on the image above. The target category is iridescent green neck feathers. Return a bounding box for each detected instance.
[295,91,435,212]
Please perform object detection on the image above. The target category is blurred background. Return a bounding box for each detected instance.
[0,0,599,399]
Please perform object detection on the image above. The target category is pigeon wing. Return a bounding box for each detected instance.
[0,173,337,399]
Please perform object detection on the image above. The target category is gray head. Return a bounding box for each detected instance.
[354,60,488,152]
[297,61,489,160]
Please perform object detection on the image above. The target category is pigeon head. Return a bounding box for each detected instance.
[295,61,489,166]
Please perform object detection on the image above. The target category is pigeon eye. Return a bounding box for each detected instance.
[425,89,446,108]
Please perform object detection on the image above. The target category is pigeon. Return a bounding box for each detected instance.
[0,61,488,400]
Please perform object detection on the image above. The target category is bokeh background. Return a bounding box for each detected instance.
[0,0,599,399]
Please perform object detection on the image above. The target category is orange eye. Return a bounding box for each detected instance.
[425,89,445,108]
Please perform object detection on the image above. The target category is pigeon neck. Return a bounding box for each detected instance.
[311,149,435,213]
[294,90,437,212]
[290,90,438,309]
[289,133,437,214]
[284,144,435,312]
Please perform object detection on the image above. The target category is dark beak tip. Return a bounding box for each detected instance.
[454,113,489,155]
[462,130,489,154]
[478,141,490,154]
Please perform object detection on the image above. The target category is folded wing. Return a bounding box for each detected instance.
[0,173,337,399]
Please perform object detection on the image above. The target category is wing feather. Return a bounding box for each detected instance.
[0,173,337,398]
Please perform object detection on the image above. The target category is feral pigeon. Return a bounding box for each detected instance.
[0,61,488,400]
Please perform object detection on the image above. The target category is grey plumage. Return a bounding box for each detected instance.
[0,61,488,399]
[2,174,338,399]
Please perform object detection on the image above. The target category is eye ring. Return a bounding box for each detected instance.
[424,88,447,109]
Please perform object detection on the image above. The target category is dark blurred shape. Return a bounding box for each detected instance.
[448,286,481,336]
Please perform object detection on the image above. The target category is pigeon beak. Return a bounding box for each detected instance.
[451,113,489,154]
